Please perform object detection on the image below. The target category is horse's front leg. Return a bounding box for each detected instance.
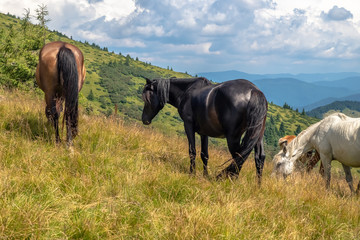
[184,123,196,175]
[200,135,209,177]
[341,163,354,192]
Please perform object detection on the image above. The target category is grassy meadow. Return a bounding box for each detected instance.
[0,88,360,239]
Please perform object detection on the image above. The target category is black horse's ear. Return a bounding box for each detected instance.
[145,77,153,84]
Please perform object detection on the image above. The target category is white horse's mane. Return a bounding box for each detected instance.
[287,112,351,153]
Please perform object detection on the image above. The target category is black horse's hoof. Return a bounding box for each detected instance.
[216,162,240,181]
[216,169,238,181]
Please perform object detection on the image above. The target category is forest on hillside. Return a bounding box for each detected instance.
[0,10,319,154]
[307,101,360,119]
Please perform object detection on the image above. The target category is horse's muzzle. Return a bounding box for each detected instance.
[143,120,151,125]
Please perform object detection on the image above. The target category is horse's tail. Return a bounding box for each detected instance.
[225,89,268,175]
[239,89,267,159]
[57,45,79,138]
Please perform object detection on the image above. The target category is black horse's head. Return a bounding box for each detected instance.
[141,78,168,125]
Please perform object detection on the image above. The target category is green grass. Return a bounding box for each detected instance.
[1,88,360,239]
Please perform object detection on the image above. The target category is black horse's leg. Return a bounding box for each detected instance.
[254,138,265,186]
[200,135,209,177]
[184,123,196,174]
[217,136,244,179]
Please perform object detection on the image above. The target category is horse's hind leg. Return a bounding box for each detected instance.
[66,114,73,147]
[342,163,354,192]
[219,135,246,178]
[200,135,209,177]
[45,94,61,143]
[254,137,265,186]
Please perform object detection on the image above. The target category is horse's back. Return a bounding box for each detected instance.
[36,41,85,93]
[191,79,266,137]
[319,114,360,166]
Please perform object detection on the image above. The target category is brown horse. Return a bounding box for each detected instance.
[36,41,86,145]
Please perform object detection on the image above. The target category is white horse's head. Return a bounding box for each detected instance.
[272,137,306,177]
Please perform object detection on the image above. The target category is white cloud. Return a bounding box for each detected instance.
[92,0,136,21]
[202,24,232,35]
[2,0,360,73]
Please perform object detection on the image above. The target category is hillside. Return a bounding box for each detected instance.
[304,93,360,111]
[313,77,360,92]
[1,87,360,239]
[253,78,352,109]
[198,70,360,83]
[307,101,360,119]
[0,12,319,153]
[198,71,360,110]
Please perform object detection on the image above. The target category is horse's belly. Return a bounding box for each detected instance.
[332,147,360,167]
[197,125,225,138]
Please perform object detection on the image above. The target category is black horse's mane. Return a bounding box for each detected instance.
[143,77,211,106]
[156,78,170,106]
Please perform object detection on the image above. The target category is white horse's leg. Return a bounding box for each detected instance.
[341,164,354,192]
[320,153,332,189]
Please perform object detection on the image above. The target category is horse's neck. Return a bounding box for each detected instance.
[168,78,210,108]
[289,122,320,153]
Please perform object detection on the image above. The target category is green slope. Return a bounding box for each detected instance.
[0,12,319,153]
[0,87,359,239]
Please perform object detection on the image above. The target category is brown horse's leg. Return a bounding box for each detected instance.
[45,94,61,143]
[66,114,73,147]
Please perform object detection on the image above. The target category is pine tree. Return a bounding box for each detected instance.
[21,8,31,34]
[279,122,285,136]
[35,4,51,47]
[294,125,302,135]
[125,54,131,66]
[87,90,95,101]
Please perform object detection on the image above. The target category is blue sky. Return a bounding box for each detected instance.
[2,0,360,75]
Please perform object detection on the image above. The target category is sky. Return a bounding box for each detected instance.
[1,0,360,75]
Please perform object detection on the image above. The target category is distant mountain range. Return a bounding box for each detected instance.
[197,70,360,110]
[197,70,360,83]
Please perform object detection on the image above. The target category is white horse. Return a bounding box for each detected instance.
[272,113,360,192]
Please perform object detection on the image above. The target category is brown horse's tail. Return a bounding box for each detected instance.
[57,45,79,138]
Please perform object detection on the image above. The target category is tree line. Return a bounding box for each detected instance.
[0,5,50,88]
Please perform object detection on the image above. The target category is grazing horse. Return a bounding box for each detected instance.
[36,41,86,145]
[141,77,268,184]
[278,135,323,175]
[272,113,360,192]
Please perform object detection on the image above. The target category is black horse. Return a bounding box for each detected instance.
[142,77,268,183]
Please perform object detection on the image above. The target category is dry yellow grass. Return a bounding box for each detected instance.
[0,88,359,239]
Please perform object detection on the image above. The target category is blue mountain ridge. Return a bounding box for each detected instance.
[197,70,360,110]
